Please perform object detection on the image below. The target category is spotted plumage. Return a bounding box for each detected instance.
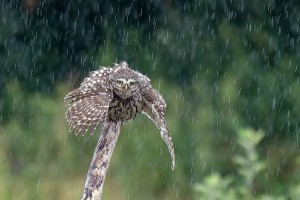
[64,61,175,200]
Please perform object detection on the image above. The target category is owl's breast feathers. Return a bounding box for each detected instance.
[108,93,144,122]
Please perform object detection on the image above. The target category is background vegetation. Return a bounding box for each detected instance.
[1,0,300,199]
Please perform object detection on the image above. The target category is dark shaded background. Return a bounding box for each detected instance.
[1,0,300,199]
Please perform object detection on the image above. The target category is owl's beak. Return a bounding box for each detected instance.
[124,84,128,91]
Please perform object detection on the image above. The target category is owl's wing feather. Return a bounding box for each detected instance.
[64,67,113,135]
[141,84,175,170]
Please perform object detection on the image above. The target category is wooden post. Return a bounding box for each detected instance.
[81,121,122,200]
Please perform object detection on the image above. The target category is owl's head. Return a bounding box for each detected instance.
[110,61,139,99]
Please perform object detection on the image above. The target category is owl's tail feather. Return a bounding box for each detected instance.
[81,121,122,200]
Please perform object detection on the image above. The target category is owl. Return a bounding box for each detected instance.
[64,61,175,200]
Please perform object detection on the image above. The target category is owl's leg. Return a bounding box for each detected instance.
[81,121,122,200]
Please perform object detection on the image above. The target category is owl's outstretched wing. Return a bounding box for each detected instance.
[64,67,113,135]
[140,82,175,170]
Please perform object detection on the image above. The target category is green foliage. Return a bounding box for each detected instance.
[194,173,235,200]
[194,128,299,200]
[233,129,266,199]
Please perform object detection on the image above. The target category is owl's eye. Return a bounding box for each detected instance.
[129,82,136,87]
[116,80,124,85]
[128,79,136,87]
